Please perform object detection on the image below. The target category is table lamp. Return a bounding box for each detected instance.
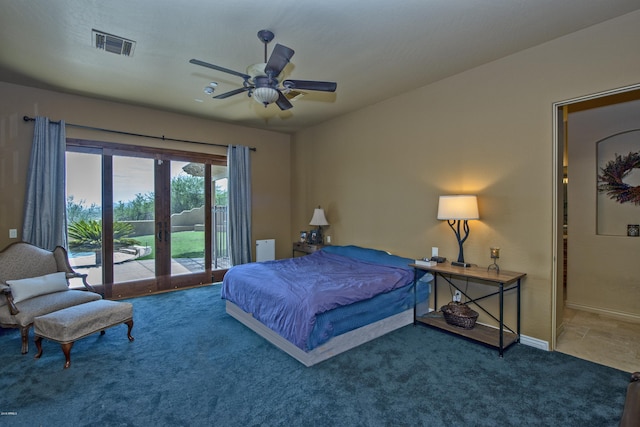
[309,206,329,244]
[437,195,479,267]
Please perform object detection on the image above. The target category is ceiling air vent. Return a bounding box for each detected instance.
[92,30,136,57]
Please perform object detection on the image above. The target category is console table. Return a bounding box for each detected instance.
[410,262,526,356]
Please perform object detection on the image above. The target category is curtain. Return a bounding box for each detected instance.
[227,145,252,265]
[22,117,67,251]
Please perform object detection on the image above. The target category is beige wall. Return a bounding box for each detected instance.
[3,10,639,347]
[0,82,292,259]
[291,10,640,345]
[568,99,640,319]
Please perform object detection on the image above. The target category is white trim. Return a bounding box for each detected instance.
[551,102,563,352]
[474,320,550,351]
[520,334,549,351]
[554,83,640,107]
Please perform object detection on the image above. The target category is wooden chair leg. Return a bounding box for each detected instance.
[125,319,135,342]
[20,326,30,354]
[34,336,43,359]
[61,342,74,369]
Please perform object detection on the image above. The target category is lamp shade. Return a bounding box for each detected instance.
[437,195,479,220]
[309,208,329,226]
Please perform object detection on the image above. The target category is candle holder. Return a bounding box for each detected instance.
[488,247,500,273]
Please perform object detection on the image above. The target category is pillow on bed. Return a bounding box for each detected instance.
[6,272,69,303]
[321,245,414,270]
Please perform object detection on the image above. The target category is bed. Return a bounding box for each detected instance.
[221,245,432,366]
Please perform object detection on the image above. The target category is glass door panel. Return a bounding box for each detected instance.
[169,161,206,277]
[212,173,230,271]
[66,151,104,289]
[112,155,156,286]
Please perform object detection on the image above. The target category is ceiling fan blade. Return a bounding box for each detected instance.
[264,44,294,77]
[189,59,251,81]
[283,80,337,92]
[285,90,304,100]
[213,87,251,99]
[275,91,293,111]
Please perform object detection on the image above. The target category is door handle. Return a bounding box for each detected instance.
[157,222,162,242]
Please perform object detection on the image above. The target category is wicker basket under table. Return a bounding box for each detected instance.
[440,302,479,330]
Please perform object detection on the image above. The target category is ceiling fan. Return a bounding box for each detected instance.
[190,30,337,111]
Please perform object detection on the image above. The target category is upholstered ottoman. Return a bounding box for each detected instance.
[33,299,134,368]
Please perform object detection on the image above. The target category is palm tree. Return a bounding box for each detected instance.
[68,220,140,265]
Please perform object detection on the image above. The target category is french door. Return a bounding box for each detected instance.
[66,139,226,298]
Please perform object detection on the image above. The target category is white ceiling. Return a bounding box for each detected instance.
[1,0,639,134]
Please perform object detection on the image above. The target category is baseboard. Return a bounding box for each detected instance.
[565,301,640,324]
[520,334,549,351]
[472,320,549,351]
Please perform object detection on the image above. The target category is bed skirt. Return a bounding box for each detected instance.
[225,300,414,367]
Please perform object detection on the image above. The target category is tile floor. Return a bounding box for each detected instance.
[556,307,640,373]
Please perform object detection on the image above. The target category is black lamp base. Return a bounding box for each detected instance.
[451,261,472,268]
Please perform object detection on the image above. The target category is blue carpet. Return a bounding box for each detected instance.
[0,284,629,426]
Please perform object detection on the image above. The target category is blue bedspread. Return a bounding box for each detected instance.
[221,249,415,350]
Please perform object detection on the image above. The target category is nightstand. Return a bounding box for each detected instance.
[292,242,324,257]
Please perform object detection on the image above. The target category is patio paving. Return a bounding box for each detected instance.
[69,257,230,287]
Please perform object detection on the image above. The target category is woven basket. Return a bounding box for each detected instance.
[440,302,479,329]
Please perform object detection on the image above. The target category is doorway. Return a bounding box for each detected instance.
[552,84,640,368]
[66,139,227,298]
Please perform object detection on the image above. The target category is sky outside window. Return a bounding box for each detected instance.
[66,153,217,206]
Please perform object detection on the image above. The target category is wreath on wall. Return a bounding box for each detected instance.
[597,151,640,205]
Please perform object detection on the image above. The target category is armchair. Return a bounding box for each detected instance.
[0,242,102,354]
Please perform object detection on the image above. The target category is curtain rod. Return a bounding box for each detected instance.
[22,116,256,152]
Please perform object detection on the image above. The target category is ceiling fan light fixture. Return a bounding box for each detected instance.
[253,87,279,106]
[189,30,336,111]
[247,63,268,78]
